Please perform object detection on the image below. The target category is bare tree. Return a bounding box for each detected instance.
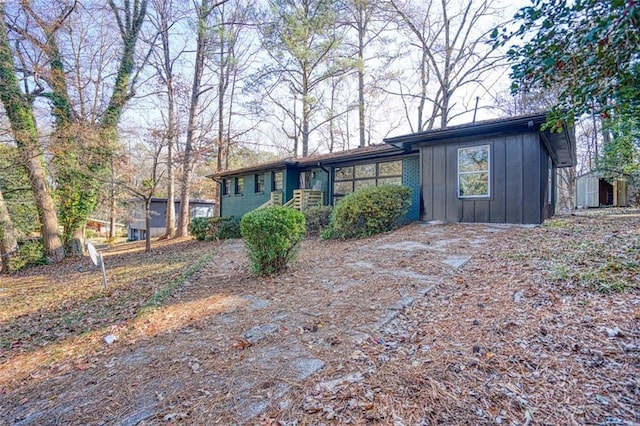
[386,0,505,131]
[176,0,228,237]
[341,0,392,148]
[208,0,257,172]
[258,0,352,157]
[148,0,188,238]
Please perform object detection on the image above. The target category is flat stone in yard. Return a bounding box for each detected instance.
[242,294,270,310]
[376,241,431,251]
[443,255,471,269]
[384,269,441,283]
[232,337,325,421]
[346,260,375,269]
[244,323,279,343]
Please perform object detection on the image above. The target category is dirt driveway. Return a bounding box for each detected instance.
[2,210,639,425]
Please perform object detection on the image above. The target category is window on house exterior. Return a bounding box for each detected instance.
[458,145,490,198]
[273,171,283,191]
[333,160,403,201]
[193,206,213,218]
[300,171,312,189]
[235,177,244,195]
[255,173,265,193]
[222,179,230,196]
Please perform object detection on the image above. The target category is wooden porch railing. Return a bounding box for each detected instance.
[292,189,323,210]
[256,190,324,211]
[256,191,283,210]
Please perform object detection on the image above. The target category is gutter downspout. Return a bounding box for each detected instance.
[318,162,331,206]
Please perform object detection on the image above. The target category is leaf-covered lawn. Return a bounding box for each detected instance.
[1,209,639,425]
[0,239,216,362]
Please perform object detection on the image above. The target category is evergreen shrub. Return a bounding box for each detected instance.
[211,216,242,240]
[240,207,306,276]
[8,239,47,271]
[303,205,332,235]
[189,217,210,241]
[322,185,411,240]
[189,216,243,241]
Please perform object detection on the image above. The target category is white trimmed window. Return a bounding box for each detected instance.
[458,145,490,198]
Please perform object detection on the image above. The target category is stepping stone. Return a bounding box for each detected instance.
[442,255,471,269]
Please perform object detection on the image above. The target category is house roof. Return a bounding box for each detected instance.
[384,113,576,168]
[208,143,413,179]
[209,113,576,180]
[129,198,216,205]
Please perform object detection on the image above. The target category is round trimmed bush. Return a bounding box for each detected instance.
[240,207,306,276]
[322,185,411,240]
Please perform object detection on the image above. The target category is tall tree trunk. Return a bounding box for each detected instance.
[0,7,65,262]
[154,0,176,238]
[144,197,152,252]
[302,73,310,157]
[216,30,225,172]
[357,2,366,148]
[177,0,210,237]
[16,2,96,256]
[109,183,117,238]
[165,129,175,237]
[0,188,17,272]
[163,74,176,238]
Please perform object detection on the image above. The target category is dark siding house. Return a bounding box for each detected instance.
[211,113,575,225]
[128,198,215,240]
[211,145,421,222]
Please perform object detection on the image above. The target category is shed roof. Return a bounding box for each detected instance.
[384,113,576,167]
[129,198,216,205]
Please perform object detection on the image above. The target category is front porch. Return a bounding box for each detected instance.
[258,189,325,211]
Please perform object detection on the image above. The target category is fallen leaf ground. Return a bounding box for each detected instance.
[1,208,639,425]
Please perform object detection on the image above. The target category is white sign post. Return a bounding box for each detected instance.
[86,242,108,290]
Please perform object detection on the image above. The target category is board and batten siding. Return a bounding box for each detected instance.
[420,132,551,224]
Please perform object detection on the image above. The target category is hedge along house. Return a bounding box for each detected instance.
[209,144,422,221]
[211,113,575,225]
[384,113,576,224]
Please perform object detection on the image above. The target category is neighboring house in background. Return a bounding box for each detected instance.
[127,198,216,241]
[210,113,576,225]
[576,171,628,208]
[85,219,126,238]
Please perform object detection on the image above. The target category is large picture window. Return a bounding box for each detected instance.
[333,160,402,201]
[458,145,490,198]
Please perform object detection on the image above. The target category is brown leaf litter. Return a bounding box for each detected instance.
[1,208,639,425]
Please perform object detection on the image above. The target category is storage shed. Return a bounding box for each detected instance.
[576,171,628,208]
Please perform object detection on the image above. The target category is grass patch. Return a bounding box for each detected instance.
[142,248,217,310]
[549,258,638,294]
